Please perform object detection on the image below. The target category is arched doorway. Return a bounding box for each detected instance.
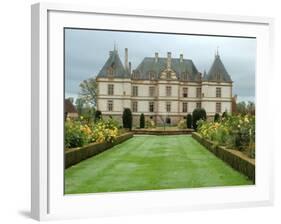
[166,117,171,124]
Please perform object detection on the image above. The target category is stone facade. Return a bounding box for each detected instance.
[96,48,233,126]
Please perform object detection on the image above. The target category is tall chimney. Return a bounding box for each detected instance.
[167,52,172,69]
[129,62,131,74]
[125,48,129,69]
[180,54,183,63]
[155,52,159,63]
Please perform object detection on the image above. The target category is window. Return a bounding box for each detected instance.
[183,87,188,98]
[166,102,171,112]
[149,102,154,112]
[216,102,221,113]
[216,87,222,98]
[132,101,138,112]
[132,86,138,96]
[196,102,201,109]
[108,84,114,95]
[182,102,188,113]
[166,86,172,96]
[149,86,155,97]
[196,87,201,98]
[108,100,113,111]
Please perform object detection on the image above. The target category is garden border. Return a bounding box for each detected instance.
[192,132,255,182]
[65,132,133,168]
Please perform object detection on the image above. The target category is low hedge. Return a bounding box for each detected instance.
[65,133,133,168]
[133,129,194,135]
[192,132,255,182]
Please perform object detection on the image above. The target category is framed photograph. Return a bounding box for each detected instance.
[31,2,274,221]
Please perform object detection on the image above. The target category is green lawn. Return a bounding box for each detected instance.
[65,135,253,194]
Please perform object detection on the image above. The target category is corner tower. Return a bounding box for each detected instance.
[201,51,233,116]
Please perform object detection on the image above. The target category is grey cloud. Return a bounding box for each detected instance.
[65,29,256,102]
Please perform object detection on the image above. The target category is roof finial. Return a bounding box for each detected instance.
[114,41,117,52]
[216,46,219,57]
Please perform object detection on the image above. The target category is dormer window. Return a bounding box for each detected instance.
[182,72,188,81]
[148,71,156,80]
[107,67,114,76]
[167,71,172,79]
[132,70,140,79]
[216,72,220,80]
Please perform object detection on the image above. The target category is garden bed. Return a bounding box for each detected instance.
[192,132,255,182]
[65,132,133,168]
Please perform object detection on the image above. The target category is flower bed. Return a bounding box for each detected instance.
[65,132,133,168]
[192,132,255,182]
[65,118,119,149]
[197,114,255,158]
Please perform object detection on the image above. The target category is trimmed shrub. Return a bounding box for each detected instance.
[65,133,133,168]
[214,113,220,122]
[94,110,102,122]
[186,113,192,129]
[222,111,228,119]
[122,108,132,130]
[192,108,207,130]
[140,113,145,128]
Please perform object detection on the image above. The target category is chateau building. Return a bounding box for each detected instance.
[96,47,233,126]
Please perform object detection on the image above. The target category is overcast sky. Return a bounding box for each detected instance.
[65,28,256,102]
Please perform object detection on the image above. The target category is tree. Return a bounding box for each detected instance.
[247,101,255,115]
[192,108,207,131]
[79,78,98,107]
[186,114,192,129]
[214,113,220,122]
[140,113,145,128]
[94,110,102,122]
[236,101,247,115]
[75,97,85,115]
[82,105,95,124]
[122,108,132,130]
[236,101,255,115]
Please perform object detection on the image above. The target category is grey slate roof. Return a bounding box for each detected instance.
[206,55,232,82]
[97,50,129,78]
[133,57,200,80]
[64,99,77,113]
[96,49,232,82]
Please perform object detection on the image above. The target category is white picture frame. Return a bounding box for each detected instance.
[31,2,274,221]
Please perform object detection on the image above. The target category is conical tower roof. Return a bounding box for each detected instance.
[97,48,129,78]
[207,53,232,82]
